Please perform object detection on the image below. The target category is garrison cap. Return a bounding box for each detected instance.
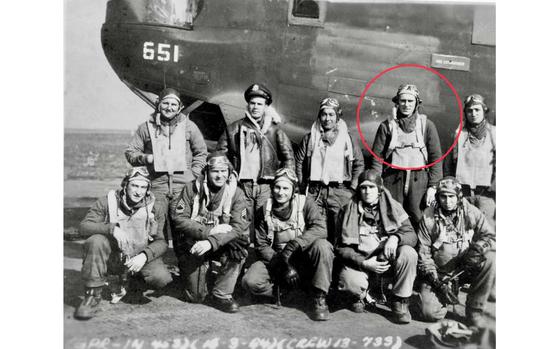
[392,84,422,104]
[244,83,272,105]
[464,94,489,112]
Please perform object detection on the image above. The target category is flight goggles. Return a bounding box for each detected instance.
[207,154,231,170]
[319,97,342,116]
[274,168,298,185]
[392,84,422,104]
[126,167,150,182]
[436,177,462,196]
[463,94,488,111]
[320,97,340,109]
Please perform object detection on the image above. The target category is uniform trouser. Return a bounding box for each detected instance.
[337,245,417,299]
[177,252,245,302]
[81,234,172,289]
[239,182,271,243]
[151,184,183,242]
[383,169,428,228]
[415,251,496,322]
[242,239,334,296]
[307,186,354,244]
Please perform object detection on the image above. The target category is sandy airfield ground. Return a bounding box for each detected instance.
[64,179,495,349]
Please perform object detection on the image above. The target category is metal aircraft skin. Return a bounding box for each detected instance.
[101,0,496,157]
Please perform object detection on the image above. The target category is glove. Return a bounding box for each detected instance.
[280,240,301,263]
[268,253,300,288]
[225,236,249,262]
[283,264,300,289]
[432,279,460,305]
[427,273,459,305]
[463,241,490,275]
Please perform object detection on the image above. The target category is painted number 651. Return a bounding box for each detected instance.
[143,42,179,62]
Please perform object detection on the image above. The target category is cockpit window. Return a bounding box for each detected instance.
[288,0,325,27]
[119,0,203,29]
[146,0,202,28]
[292,0,319,19]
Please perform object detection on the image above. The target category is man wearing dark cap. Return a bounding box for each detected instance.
[126,87,208,241]
[217,83,295,242]
[74,167,173,320]
[241,168,334,321]
[444,94,496,224]
[170,152,250,313]
[414,177,495,328]
[334,169,418,324]
[295,97,364,244]
[370,84,443,229]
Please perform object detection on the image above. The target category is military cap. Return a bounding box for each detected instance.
[244,83,272,105]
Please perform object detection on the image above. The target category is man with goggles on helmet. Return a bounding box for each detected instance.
[242,168,334,321]
[125,87,208,241]
[444,94,496,225]
[370,84,443,230]
[170,152,250,313]
[74,167,173,320]
[414,176,495,328]
[295,97,364,244]
[334,169,418,324]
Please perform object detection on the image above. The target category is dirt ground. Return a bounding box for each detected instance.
[64,180,495,349]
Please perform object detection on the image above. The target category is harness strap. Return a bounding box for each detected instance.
[387,114,428,162]
[264,195,307,246]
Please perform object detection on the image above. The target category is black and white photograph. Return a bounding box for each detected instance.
[61,1,499,348]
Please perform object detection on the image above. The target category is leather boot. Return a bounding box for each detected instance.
[206,294,240,313]
[74,287,103,320]
[349,297,365,313]
[310,291,330,321]
[391,297,412,324]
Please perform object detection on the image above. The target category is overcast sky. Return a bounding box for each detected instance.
[64,0,152,130]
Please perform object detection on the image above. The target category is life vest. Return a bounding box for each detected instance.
[107,190,155,257]
[386,114,428,167]
[190,181,236,227]
[264,194,307,250]
[146,117,188,173]
[309,123,354,184]
[238,124,262,181]
[357,221,388,256]
[455,125,496,188]
[427,209,474,270]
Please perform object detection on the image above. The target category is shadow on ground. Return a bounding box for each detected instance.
[64,238,495,349]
